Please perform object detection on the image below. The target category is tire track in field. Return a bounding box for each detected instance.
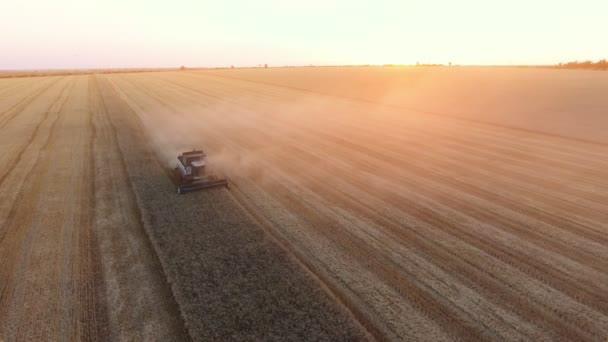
[14,76,86,341]
[54,75,105,340]
[0,77,62,129]
[83,75,110,341]
[0,77,75,338]
[0,79,73,190]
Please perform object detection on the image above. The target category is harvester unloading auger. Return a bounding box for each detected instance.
[174,150,228,194]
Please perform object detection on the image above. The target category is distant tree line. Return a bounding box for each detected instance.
[556,59,607,70]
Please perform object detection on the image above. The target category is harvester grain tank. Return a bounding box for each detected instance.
[174,150,228,194]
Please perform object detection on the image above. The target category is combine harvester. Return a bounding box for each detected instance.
[174,150,228,194]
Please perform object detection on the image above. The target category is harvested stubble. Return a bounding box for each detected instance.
[0,75,188,341]
[97,76,369,341]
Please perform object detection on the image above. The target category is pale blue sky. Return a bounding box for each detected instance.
[1,0,606,69]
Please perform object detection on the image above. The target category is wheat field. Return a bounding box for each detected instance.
[1,67,607,341]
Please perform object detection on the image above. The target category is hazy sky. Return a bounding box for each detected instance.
[1,0,607,69]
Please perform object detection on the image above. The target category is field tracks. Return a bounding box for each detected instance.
[0,78,74,191]
[0,77,62,129]
[92,75,192,341]
[0,76,79,340]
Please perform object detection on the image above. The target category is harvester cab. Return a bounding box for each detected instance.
[174,150,228,194]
